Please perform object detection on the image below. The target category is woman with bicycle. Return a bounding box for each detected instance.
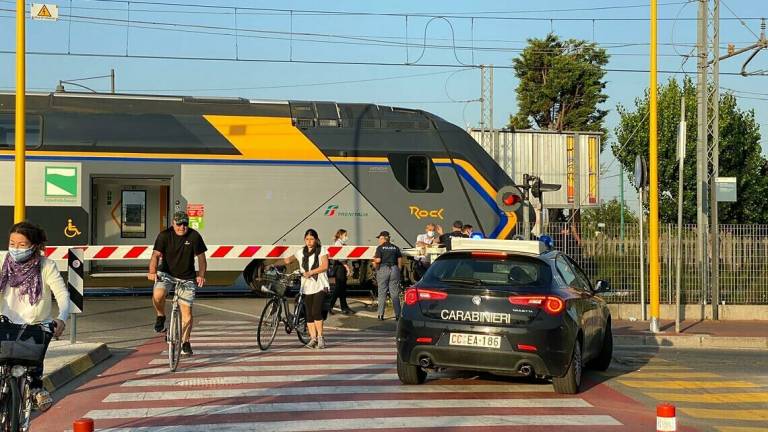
[284,229,330,349]
[0,222,68,412]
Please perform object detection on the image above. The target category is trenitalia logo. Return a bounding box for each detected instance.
[409,206,444,220]
[324,204,368,217]
[324,205,339,216]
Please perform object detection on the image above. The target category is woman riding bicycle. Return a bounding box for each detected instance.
[284,229,329,349]
[0,222,68,412]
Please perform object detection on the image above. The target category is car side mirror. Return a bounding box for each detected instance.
[594,280,610,294]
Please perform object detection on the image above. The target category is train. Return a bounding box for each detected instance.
[0,91,524,290]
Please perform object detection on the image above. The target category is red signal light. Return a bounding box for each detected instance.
[502,192,521,206]
[508,295,566,316]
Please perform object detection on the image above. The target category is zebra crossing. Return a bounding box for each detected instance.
[33,320,650,431]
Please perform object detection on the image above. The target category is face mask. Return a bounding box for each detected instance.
[427,230,435,237]
[341,236,348,243]
[8,247,35,263]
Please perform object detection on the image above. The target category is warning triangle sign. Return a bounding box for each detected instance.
[37,5,52,18]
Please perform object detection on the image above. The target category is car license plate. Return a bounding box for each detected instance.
[449,333,501,349]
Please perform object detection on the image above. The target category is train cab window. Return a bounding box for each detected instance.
[0,114,42,149]
[388,153,444,193]
[407,156,429,191]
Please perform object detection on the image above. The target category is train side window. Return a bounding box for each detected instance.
[388,153,444,193]
[0,114,42,149]
[407,155,429,191]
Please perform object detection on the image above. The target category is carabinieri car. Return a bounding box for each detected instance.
[396,238,612,394]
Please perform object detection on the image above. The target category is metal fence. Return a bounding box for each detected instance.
[534,223,768,305]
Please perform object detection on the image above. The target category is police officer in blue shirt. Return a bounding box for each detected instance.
[373,231,403,321]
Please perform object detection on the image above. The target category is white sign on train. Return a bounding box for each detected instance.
[31,3,59,21]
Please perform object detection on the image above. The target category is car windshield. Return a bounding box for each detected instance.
[421,253,552,290]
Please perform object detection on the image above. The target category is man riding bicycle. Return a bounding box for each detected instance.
[148,211,207,356]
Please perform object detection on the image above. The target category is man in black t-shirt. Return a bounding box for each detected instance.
[148,211,208,355]
[439,220,468,251]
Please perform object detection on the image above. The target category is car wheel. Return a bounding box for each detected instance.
[552,338,582,394]
[588,322,613,371]
[397,352,427,385]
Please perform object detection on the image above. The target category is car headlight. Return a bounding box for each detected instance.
[10,365,27,378]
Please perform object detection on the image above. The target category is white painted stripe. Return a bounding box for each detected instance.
[121,373,399,387]
[97,415,619,431]
[104,384,555,402]
[137,363,393,375]
[148,354,394,365]
[87,398,593,419]
[190,335,394,343]
[184,342,394,349]
[192,330,383,336]
[198,320,257,324]
[168,346,395,354]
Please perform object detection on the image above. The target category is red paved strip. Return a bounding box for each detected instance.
[267,245,289,258]
[94,246,118,259]
[84,406,608,429]
[124,246,148,259]
[239,246,261,257]
[211,246,234,258]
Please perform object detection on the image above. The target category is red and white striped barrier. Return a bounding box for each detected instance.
[0,245,378,261]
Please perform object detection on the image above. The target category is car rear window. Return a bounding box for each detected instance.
[421,253,552,289]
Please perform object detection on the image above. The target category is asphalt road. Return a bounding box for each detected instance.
[46,296,767,432]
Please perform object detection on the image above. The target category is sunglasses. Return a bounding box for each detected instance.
[174,222,189,227]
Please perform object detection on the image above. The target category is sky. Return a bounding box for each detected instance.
[1,0,766,208]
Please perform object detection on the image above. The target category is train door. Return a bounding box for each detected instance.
[91,177,171,274]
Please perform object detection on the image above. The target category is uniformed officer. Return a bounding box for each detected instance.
[374,231,403,320]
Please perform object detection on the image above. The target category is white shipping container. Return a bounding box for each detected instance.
[469,129,601,208]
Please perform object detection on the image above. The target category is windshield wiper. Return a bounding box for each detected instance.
[439,277,484,286]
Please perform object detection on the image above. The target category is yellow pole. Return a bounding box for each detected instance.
[649,0,661,332]
[14,0,26,223]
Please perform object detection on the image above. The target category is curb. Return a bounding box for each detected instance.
[42,344,112,392]
[614,334,768,350]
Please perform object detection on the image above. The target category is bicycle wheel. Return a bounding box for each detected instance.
[168,307,182,372]
[18,378,30,432]
[257,298,281,351]
[294,301,309,345]
[8,377,19,432]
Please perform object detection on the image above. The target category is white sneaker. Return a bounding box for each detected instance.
[305,338,317,349]
[317,336,327,349]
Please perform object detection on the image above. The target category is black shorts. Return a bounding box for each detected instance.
[304,291,326,323]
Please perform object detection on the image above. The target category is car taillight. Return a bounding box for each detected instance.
[404,288,448,305]
[508,295,565,316]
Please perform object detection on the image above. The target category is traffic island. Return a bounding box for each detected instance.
[42,341,112,392]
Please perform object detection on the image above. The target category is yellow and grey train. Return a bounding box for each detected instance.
[0,91,524,286]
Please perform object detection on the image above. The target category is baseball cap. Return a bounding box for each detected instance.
[173,211,189,224]
[376,230,390,238]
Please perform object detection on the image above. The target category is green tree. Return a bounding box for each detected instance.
[509,33,609,136]
[581,199,639,227]
[613,77,768,224]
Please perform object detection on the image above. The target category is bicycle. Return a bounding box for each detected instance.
[0,316,53,432]
[156,272,196,372]
[256,268,309,350]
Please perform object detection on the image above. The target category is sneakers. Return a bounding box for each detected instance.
[317,336,327,349]
[154,315,166,333]
[181,342,193,356]
[341,308,356,315]
[304,338,318,349]
[32,389,53,412]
